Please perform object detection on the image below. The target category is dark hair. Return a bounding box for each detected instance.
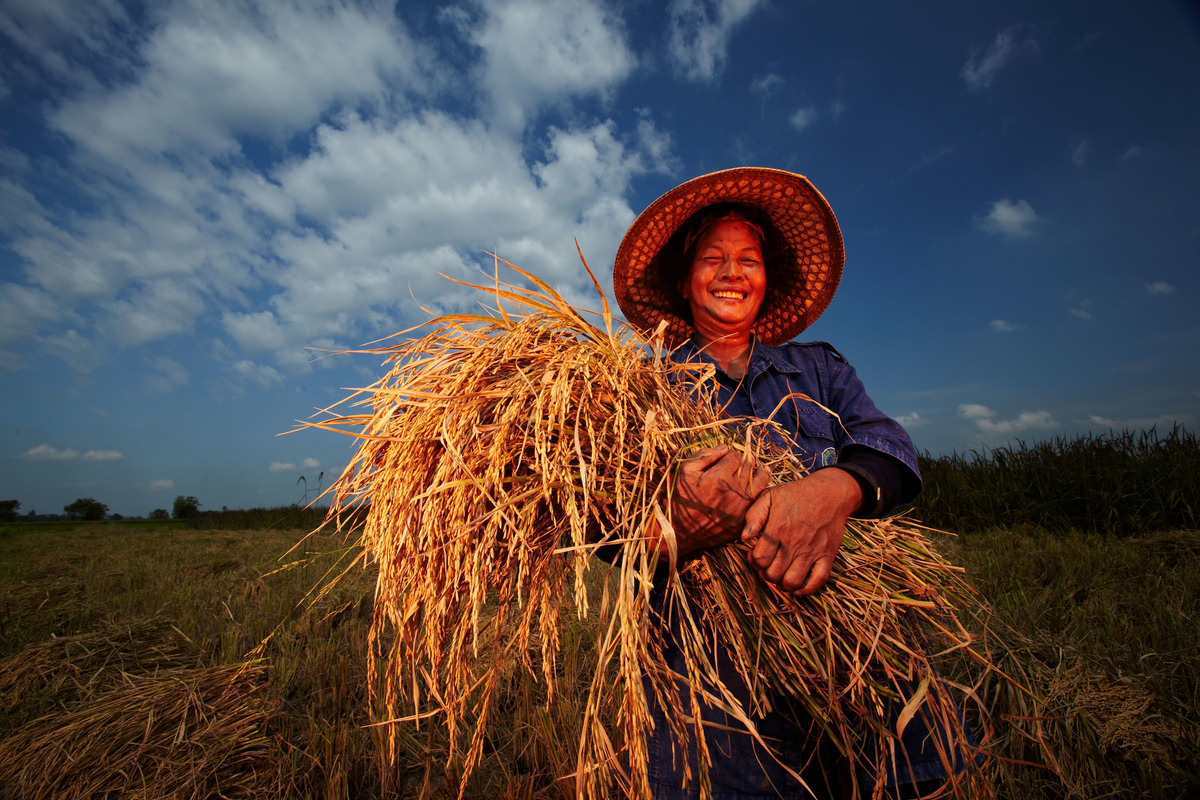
[648,202,785,325]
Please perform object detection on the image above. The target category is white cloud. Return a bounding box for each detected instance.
[82,449,123,461]
[145,356,190,393]
[1067,136,1091,168]
[270,458,319,473]
[667,0,765,82]
[990,319,1024,333]
[789,106,818,131]
[961,27,1038,91]
[750,73,783,97]
[0,0,669,385]
[895,412,925,428]
[1145,281,1175,295]
[101,279,208,346]
[958,404,993,421]
[43,329,104,373]
[15,443,123,461]
[1087,413,1191,431]
[909,146,954,173]
[975,198,1039,239]
[231,358,284,389]
[0,282,65,367]
[0,0,135,86]
[468,0,635,133]
[149,479,175,490]
[1120,145,1142,160]
[18,444,80,461]
[50,0,431,165]
[958,404,1058,434]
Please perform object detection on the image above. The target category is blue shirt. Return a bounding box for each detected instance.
[670,337,922,511]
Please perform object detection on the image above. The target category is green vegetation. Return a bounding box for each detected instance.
[173,494,202,519]
[63,497,109,521]
[916,426,1198,535]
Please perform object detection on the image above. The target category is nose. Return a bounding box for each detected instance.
[716,256,744,280]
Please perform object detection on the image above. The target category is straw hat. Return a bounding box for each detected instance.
[614,167,844,347]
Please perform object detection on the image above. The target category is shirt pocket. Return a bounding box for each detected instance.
[782,403,839,468]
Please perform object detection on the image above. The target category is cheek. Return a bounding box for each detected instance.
[680,263,704,301]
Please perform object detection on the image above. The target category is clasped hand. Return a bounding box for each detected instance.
[664,444,862,596]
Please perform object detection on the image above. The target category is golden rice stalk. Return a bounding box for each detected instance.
[305,256,999,799]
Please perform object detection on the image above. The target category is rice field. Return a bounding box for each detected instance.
[1,516,1197,799]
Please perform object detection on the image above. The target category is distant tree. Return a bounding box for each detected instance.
[0,500,19,522]
[64,497,108,521]
[148,508,170,520]
[109,513,124,521]
[173,495,201,519]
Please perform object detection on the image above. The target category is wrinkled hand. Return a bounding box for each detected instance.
[741,468,862,596]
[661,444,770,561]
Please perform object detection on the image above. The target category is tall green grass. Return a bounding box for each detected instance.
[916,426,1198,535]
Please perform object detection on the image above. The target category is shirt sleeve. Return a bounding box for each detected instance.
[817,346,922,513]
[834,445,914,518]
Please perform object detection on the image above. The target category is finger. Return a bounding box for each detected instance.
[747,531,780,570]
[761,546,793,584]
[795,556,834,596]
[750,465,771,495]
[779,557,814,594]
[681,444,730,473]
[741,493,770,542]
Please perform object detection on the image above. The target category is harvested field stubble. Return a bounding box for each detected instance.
[306,260,999,799]
[0,524,379,799]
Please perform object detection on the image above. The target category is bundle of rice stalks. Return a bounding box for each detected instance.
[0,618,195,711]
[0,662,273,800]
[305,259,1001,799]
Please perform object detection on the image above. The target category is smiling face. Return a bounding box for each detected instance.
[680,217,767,344]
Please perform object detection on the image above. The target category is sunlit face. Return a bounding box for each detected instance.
[680,218,767,340]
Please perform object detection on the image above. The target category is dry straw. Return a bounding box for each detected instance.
[0,662,272,800]
[306,255,999,799]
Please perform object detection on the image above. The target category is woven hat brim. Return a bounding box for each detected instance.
[614,167,844,346]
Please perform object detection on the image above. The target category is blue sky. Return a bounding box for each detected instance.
[2,0,1197,518]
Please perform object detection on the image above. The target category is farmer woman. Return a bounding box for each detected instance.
[613,168,956,798]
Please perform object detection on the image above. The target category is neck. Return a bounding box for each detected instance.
[692,330,754,379]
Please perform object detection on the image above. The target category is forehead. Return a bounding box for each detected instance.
[694,219,763,249]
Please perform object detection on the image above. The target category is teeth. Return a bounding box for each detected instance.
[713,291,744,299]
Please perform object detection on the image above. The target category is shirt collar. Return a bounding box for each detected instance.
[673,335,802,378]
